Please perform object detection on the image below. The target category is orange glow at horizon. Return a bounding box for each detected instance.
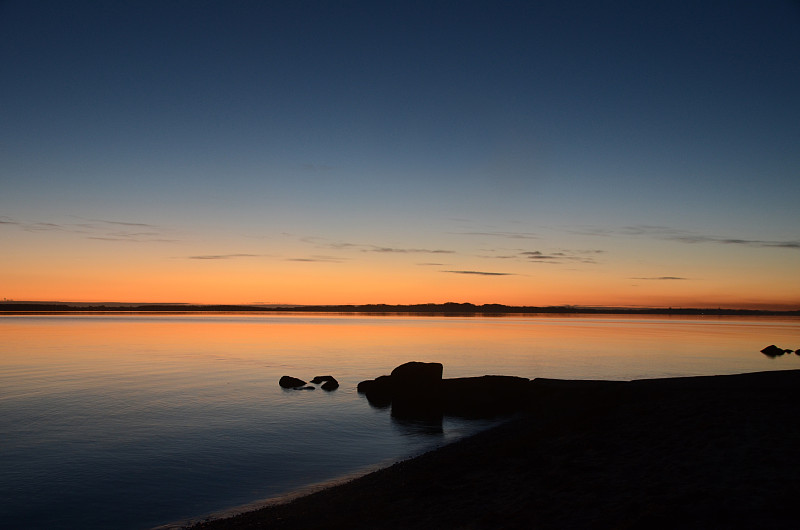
[4,261,799,310]
[3,229,799,310]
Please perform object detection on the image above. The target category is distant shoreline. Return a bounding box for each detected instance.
[2,302,799,316]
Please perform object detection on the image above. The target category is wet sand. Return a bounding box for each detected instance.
[188,369,800,529]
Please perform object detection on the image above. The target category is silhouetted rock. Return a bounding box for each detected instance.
[311,375,340,390]
[441,375,532,417]
[321,380,338,391]
[390,361,444,386]
[364,394,391,409]
[761,345,785,357]
[359,362,533,419]
[358,375,394,406]
[279,375,307,388]
[388,362,445,420]
[796,349,800,356]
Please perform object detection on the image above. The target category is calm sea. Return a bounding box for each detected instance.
[1,313,798,529]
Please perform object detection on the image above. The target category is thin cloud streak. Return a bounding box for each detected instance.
[442,270,514,276]
[2,215,176,242]
[298,235,455,255]
[24,222,65,232]
[521,251,559,261]
[672,235,800,249]
[90,237,179,243]
[477,253,518,259]
[187,254,261,260]
[86,219,157,228]
[478,247,604,265]
[365,246,454,254]
[630,276,690,281]
[516,249,603,264]
[285,256,343,263]
[452,231,540,240]
[568,225,800,250]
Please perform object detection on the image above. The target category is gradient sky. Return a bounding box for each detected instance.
[2,1,799,308]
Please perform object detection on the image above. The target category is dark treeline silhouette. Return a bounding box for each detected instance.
[2,301,799,316]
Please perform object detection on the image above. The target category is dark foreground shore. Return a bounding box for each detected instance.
[189,370,800,529]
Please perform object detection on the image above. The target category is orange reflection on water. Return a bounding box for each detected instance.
[3,313,799,384]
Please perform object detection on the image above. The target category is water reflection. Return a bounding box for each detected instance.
[391,415,444,436]
[1,313,799,529]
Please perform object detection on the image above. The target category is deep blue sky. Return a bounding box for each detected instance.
[2,1,799,306]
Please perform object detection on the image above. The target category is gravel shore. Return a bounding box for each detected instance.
[188,369,800,529]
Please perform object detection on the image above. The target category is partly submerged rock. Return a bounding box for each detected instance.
[390,362,445,420]
[358,362,532,419]
[760,345,785,357]
[311,375,340,390]
[321,380,339,391]
[357,375,395,407]
[279,375,307,388]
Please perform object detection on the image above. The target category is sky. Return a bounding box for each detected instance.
[1,0,799,309]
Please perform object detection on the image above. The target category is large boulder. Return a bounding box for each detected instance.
[358,362,443,402]
[387,362,444,420]
[390,361,443,386]
[358,363,443,416]
[279,375,307,388]
[359,362,533,419]
[761,345,785,357]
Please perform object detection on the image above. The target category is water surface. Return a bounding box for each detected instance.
[1,313,798,529]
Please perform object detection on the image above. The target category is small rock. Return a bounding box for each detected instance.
[311,375,339,388]
[321,379,339,391]
[760,345,785,358]
[311,375,339,390]
[279,375,307,388]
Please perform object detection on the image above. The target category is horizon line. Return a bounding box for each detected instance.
[1,300,799,314]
